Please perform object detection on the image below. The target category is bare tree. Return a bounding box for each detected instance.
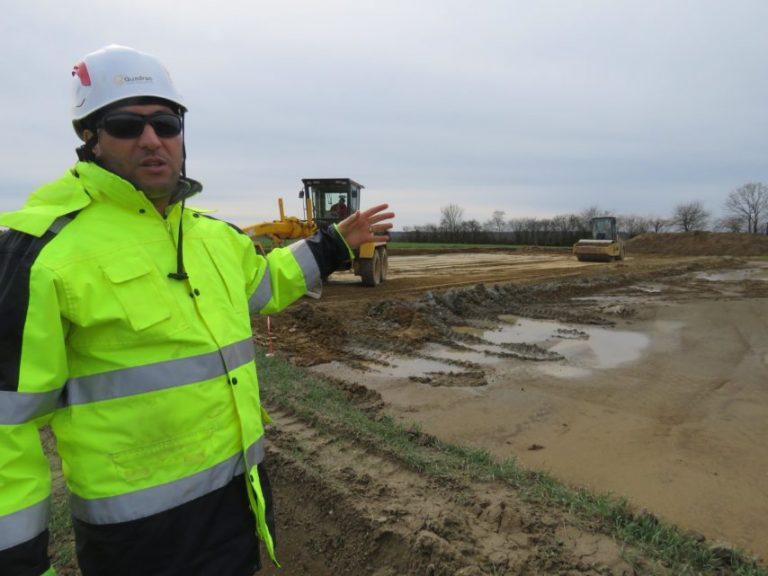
[507,218,526,233]
[550,215,569,233]
[524,217,544,245]
[566,213,583,232]
[484,210,507,233]
[647,217,669,233]
[415,223,438,234]
[463,219,482,233]
[672,201,710,232]
[714,215,744,233]
[440,204,464,235]
[724,182,768,234]
[617,215,650,238]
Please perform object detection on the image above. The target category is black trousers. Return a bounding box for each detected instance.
[74,464,275,576]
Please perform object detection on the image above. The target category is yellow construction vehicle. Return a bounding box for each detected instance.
[302,178,388,286]
[242,198,317,252]
[242,178,388,286]
[241,197,317,250]
[573,216,625,262]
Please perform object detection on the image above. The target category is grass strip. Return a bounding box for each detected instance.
[257,347,766,576]
[388,241,568,251]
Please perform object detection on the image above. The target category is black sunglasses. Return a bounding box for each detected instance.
[98,112,183,139]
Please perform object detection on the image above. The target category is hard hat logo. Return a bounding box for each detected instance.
[113,74,153,86]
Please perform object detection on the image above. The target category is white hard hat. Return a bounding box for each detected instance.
[71,45,186,136]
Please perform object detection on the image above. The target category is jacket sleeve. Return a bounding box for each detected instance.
[0,230,67,576]
[245,225,351,315]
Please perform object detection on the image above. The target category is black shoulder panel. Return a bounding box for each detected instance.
[0,229,59,392]
[200,213,247,235]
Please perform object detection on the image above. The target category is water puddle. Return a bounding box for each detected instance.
[420,342,500,365]
[322,317,654,386]
[548,326,648,370]
[695,269,768,282]
[472,316,650,373]
[483,317,564,345]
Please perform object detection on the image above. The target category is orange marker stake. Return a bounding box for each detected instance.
[266,316,275,357]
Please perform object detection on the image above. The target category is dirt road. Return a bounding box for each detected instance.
[255,250,768,571]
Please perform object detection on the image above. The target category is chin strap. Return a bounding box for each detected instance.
[168,199,189,281]
[167,113,196,282]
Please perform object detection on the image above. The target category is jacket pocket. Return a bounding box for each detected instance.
[103,258,172,331]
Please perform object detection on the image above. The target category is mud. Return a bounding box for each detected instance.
[261,411,662,576]
[253,249,768,572]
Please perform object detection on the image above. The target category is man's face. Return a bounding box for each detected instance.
[87,103,183,199]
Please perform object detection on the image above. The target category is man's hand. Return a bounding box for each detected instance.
[336,204,395,249]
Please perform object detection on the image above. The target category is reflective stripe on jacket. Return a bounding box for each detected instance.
[0,162,339,575]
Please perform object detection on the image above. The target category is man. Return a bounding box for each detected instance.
[329,195,349,218]
[0,45,393,576]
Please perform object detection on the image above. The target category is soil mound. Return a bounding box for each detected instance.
[626,231,768,256]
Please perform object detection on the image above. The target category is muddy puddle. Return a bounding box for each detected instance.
[695,267,768,282]
[316,316,655,385]
[485,316,651,373]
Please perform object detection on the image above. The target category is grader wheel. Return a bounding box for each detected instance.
[360,249,382,286]
[360,246,388,286]
[378,246,388,283]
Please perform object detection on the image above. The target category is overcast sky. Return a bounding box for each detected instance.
[2,1,766,229]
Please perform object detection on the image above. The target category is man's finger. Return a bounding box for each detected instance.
[360,203,390,218]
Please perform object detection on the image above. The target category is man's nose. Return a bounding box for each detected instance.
[137,124,162,148]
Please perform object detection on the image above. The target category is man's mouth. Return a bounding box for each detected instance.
[140,157,166,168]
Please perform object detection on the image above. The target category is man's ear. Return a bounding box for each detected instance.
[82,129,100,156]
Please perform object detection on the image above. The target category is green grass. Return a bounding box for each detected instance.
[42,429,78,574]
[388,241,522,250]
[257,348,767,576]
[388,241,569,250]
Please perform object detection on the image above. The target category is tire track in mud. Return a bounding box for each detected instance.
[260,410,657,576]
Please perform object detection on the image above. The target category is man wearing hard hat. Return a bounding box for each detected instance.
[0,45,393,576]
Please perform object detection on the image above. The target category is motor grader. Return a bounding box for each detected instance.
[573,216,625,262]
[240,178,388,286]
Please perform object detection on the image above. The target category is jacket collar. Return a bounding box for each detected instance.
[0,162,203,237]
[79,162,203,213]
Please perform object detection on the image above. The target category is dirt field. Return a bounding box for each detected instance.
[253,239,768,574]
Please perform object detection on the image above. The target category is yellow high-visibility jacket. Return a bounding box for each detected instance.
[0,162,348,575]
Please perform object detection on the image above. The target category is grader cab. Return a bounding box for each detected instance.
[301,178,388,286]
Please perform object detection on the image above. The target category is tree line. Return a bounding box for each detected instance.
[400,182,768,246]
